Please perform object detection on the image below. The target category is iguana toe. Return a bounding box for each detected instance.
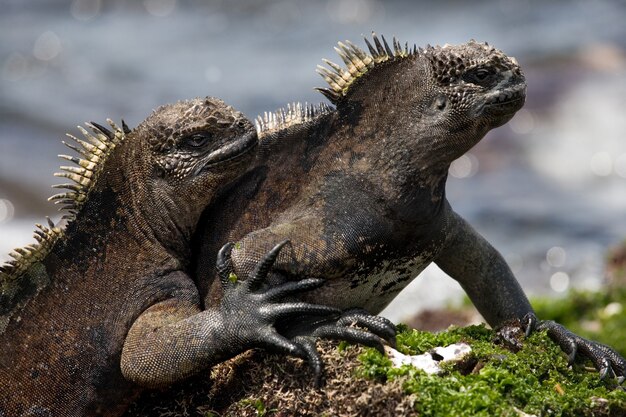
[537,319,626,384]
[312,325,386,354]
[217,241,341,357]
[335,308,397,347]
[292,335,324,387]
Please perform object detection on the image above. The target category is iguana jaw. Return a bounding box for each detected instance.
[202,129,257,169]
[480,75,526,117]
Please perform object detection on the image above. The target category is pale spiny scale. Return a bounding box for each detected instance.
[54,171,91,187]
[345,40,369,61]
[65,133,98,154]
[49,192,76,203]
[51,183,82,193]
[343,43,368,75]
[316,65,344,91]
[60,165,94,179]
[62,139,91,158]
[57,154,97,171]
[77,126,108,152]
[336,42,360,72]
[321,59,347,78]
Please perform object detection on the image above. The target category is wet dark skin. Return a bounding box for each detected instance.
[195,36,626,383]
[0,98,346,416]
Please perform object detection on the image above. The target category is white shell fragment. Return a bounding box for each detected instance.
[385,343,472,374]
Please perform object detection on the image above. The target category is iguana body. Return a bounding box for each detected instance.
[195,35,626,381]
[0,98,350,415]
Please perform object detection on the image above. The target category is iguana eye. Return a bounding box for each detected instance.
[183,132,213,149]
[474,69,490,80]
[464,68,494,85]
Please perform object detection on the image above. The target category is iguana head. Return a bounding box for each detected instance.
[316,34,526,167]
[5,97,256,276]
[135,97,256,183]
[126,97,257,248]
[423,40,525,129]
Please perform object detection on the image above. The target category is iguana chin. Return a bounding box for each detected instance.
[194,35,626,382]
[0,98,356,416]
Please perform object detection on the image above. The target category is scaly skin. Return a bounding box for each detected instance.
[0,98,343,416]
[194,35,625,383]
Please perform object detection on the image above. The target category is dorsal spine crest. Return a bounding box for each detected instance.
[0,119,126,281]
[255,102,333,139]
[316,32,416,103]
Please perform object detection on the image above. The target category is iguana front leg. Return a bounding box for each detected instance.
[121,242,338,388]
[435,208,626,383]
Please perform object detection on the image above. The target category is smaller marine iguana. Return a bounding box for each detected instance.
[194,35,626,383]
[0,98,357,416]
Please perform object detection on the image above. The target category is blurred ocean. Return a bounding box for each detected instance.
[1,0,625,321]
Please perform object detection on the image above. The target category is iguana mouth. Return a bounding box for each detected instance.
[203,130,258,167]
[485,84,526,106]
[483,84,526,110]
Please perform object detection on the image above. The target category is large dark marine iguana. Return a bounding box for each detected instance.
[194,35,626,383]
[0,98,365,415]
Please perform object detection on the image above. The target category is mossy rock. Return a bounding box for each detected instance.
[127,323,625,417]
[127,281,626,416]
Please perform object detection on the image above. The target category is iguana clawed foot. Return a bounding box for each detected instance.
[216,240,341,358]
[520,313,626,386]
[217,240,397,386]
[282,309,397,386]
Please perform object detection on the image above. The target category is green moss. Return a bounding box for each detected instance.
[359,323,626,416]
[238,398,273,416]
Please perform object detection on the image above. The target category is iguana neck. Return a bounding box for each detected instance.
[84,143,196,265]
[328,111,452,220]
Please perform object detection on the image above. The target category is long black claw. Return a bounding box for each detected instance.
[216,242,235,287]
[313,325,386,355]
[248,240,290,289]
[263,302,340,321]
[262,332,305,358]
[261,278,325,302]
[336,310,397,346]
[566,339,578,366]
[599,363,610,381]
[293,336,324,387]
[522,313,537,337]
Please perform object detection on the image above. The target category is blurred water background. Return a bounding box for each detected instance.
[1,0,625,322]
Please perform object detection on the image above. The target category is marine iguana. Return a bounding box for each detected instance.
[0,98,353,416]
[194,35,626,382]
